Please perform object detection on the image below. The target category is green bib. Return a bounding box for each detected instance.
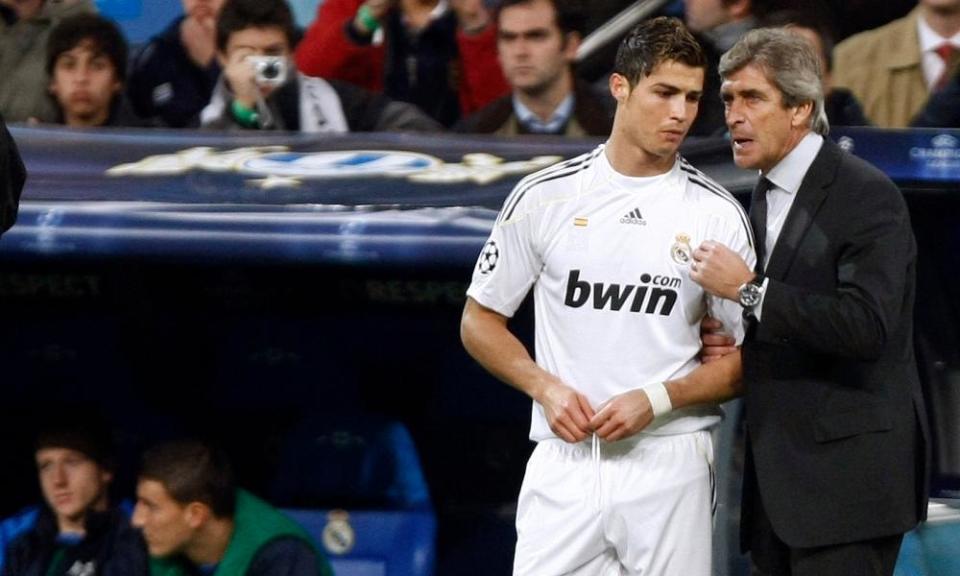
[149,490,332,576]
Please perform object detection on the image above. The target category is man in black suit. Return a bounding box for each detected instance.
[0,113,24,235]
[690,28,929,576]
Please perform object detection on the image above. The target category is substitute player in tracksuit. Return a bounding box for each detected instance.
[461,17,755,576]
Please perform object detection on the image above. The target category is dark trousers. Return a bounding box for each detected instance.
[747,481,904,576]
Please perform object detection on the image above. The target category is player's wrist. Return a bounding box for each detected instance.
[644,382,673,418]
[529,377,553,404]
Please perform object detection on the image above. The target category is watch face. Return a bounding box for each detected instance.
[739,283,762,307]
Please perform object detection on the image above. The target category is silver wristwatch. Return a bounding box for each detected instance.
[738,275,765,308]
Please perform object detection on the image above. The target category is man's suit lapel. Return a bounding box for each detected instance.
[764,139,842,280]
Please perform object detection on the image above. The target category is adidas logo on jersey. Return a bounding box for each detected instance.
[620,208,646,226]
[564,270,679,316]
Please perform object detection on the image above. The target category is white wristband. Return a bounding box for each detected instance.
[645,382,673,418]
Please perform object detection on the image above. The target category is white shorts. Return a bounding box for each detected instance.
[513,431,714,576]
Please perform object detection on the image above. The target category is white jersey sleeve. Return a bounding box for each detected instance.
[466,180,545,318]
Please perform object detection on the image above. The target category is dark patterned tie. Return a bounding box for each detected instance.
[750,176,772,273]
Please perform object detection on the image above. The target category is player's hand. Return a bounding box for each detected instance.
[537,380,595,443]
[701,316,736,363]
[590,389,655,442]
[690,240,753,301]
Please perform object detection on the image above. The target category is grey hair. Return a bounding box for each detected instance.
[718,27,829,135]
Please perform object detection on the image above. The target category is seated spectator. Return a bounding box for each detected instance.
[46,14,147,127]
[2,413,149,576]
[294,0,509,127]
[127,0,225,128]
[833,0,960,128]
[132,440,333,576]
[456,0,613,137]
[0,0,96,123]
[760,9,870,126]
[201,0,442,132]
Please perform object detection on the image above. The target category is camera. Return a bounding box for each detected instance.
[248,56,289,87]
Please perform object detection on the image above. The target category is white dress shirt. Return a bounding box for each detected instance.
[754,132,824,320]
[918,15,960,90]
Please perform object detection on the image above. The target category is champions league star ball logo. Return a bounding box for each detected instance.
[478,241,499,275]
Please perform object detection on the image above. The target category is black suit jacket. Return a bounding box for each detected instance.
[741,138,930,550]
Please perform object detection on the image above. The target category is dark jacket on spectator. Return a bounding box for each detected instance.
[911,70,960,128]
[127,17,221,128]
[825,87,870,127]
[2,507,148,576]
[456,80,613,137]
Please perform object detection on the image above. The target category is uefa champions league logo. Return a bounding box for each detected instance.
[477,241,499,274]
[107,147,564,187]
[909,133,960,171]
[241,151,439,178]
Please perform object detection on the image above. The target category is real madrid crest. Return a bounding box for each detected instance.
[322,510,356,555]
[671,233,692,265]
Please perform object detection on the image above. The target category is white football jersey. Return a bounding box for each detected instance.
[467,145,756,439]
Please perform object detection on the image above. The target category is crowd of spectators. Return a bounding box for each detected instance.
[0,0,958,134]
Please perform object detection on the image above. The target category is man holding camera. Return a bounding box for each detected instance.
[201,0,441,132]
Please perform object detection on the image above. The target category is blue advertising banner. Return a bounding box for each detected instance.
[4,126,957,267]
[6,127,620,265]
[832,127,960,185]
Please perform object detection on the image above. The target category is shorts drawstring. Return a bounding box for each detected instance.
[592,433,601,509]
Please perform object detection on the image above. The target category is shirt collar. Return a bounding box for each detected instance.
[917,14,960,53]
[513,94,575,134]
[764,132,824,195]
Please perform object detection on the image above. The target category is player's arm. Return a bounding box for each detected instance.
[461,297,595,443]
[591,350,742,442]
[701,315,737,362]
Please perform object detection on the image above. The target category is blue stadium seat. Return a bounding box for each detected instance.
[94,0,182,45]
[284,509,436,576]
[0,507,39,571]
[269,416,436,576]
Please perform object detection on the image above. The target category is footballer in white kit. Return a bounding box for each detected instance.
[467,145,754,575]
[469,145,754,440]
[461,16,755,576]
